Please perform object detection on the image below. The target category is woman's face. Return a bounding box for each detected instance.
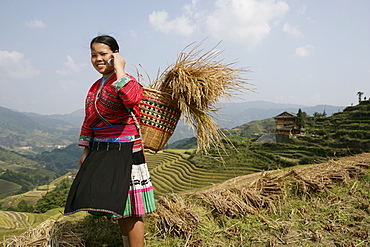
[90,42,115,77]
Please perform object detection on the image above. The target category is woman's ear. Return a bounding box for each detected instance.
[114,50,119,53]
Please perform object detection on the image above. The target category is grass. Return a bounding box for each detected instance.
[2,152,369,246]
[160,154,369,246]
[0,179,21,199]
[7,152,362,247]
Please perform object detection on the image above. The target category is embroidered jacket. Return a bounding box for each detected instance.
[78,73,142,147]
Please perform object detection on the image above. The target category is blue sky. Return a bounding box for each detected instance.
[0,0,369,115]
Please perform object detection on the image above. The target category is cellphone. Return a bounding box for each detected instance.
[108,58,114,66]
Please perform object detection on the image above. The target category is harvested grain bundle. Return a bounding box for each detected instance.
[5,220,55,247]
[230,187,276,213]
[200,189,249,217]
[150,42,253,152]
[156,194,201,236]
[49,221,85,247]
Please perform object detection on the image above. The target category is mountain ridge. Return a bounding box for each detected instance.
[0,101,345,153]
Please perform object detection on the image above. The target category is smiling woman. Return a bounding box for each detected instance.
[64,35,156,247]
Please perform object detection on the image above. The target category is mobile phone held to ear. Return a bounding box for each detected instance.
[108,58,114,66]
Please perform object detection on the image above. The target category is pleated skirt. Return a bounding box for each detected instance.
[64,142,156,219]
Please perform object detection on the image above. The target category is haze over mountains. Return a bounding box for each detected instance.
[0,101,345,153]
[10,101,345,128]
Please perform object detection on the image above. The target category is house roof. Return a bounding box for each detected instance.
[274,111,297,119]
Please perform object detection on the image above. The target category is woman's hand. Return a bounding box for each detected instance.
[78,146,91,168]
[112,53,126,79]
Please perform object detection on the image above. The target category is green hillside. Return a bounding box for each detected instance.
[0,179,21,198]
[170,118,275,149]
[0,100,369,244]
[302,100,370,151]
[227,117,275,138]
[0,147,40,170]
[173,100,370,175]
[33,143,82,175]
[0,147,56,198]
[0,106,79,155]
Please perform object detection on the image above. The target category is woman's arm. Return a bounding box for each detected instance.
[78,146,91,168]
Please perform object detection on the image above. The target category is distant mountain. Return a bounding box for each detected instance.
[29,100,344,130]
[167,101,345,143]
[23,109,83,128]
[0,106,79,155]
[0,106,47,134]
[0,101,345,153]
[216,101,345,129]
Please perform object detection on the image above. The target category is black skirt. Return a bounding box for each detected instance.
[64,142,144,217]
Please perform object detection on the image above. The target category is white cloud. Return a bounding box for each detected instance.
[183,0,200,16]
[295,45,314,57]
[25,20,45,28]
[206,0,289,49]
[149,10,195,36]
[0,50,40,78]
[56,55,85,75]
[283,23,302,37]
[149,0,289,49]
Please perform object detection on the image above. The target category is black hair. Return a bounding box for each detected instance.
[90,35,119,52]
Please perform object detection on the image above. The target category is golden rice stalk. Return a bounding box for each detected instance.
[5,220,55,247]
[49,221,85,246]
[200,189,249,217]
[150,42,253,152]
[156,194,201,236]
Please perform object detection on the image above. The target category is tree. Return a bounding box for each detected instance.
[17,200,34,212]
[34,179,72,213]
[357,91,364,103]
[296,109,305,131]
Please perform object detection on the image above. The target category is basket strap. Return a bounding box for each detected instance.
[95,108,112,126]
[94,79,113,126]
[128,109,144,147]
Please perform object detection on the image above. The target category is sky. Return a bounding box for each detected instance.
[0,0,369,115]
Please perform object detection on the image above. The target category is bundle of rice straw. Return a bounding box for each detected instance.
[149,42,253,153]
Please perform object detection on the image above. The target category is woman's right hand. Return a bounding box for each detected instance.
[112,53,126,79]
[78,146,91,168]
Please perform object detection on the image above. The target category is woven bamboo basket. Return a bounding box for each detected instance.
[139,88,181,153]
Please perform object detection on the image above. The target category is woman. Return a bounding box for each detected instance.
[64,35,156,247]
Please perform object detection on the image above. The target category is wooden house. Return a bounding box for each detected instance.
[273,111,298,135]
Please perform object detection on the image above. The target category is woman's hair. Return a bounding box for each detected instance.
[90,35,119,52]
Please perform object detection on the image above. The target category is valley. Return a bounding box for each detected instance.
[0,99,369,245]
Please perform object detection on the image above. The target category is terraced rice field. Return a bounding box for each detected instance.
[146,150,257,195]
[0,210,50,240]
[0,211,30,229]
[1,150,259,239]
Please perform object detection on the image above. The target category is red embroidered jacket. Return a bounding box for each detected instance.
[78,73,143,146]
